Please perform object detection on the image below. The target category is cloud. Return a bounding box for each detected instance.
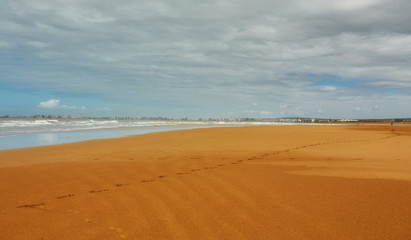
[242,110,272,117]
[37,99,86,110]
[61,105,87,110]
[25,41,49,48]
[318,86,337,91]
[0,41,13,49]
[38,99,60,108]
[2,0,411,118]
[330,0,381,11]
[260,111,272,116]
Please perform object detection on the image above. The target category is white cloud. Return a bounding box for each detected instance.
[97,107,111,111]
[38,99,60,108]
[60,105,74,109]
[61,105,87,110]
[0,41,13,49]
[260,111,272,116]
[331,0,381,11]
[38,99,86,110]
[243,110,257,114]
[243,110,273,117]
[25,41,49,48]
[280,105,289,109]
[318,86,337,91]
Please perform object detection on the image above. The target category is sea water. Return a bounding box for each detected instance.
[0,118,200,150]
[0,118,289,150]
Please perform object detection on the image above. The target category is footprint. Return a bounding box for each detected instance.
[141,179,155,183]
[56,194,75,199]
[176,172,190,175]
[190,169,201,172]
[204,167,217,169]
[217,164,225,167]
[231,162,239,165]
[16,202,46,209]
[89,189,110,193]
[158,175,168,178]
[114,183,130,187]
[85,218,93,223]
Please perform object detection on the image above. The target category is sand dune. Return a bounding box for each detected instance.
[0,125,410,239]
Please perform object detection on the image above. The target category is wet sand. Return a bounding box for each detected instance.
[0,125,410,239]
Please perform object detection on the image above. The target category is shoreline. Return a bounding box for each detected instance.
[0,123,323,151]
[1,122,401,151]
[1,125,410,239]
[0,123,219,151]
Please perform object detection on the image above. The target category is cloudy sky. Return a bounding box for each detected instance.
[1,0,411,119]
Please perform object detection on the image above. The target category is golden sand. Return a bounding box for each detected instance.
[0,125,410,239]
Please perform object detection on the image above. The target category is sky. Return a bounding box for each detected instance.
[1,0,411,119]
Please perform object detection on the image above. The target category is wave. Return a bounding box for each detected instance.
[0,119,177,137]
[0,118,323,137]
[0,119,59,127]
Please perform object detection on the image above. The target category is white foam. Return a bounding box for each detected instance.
[0,119,178,137]
[0,118,337,138]
[0,119,59,127]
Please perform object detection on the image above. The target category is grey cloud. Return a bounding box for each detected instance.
[1,0,411,118]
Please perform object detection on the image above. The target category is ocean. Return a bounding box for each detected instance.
[0,118,288,150]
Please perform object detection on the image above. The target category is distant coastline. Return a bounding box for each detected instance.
[2,114,411,123]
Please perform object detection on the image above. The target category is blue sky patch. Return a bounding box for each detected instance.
[306,74,361,87]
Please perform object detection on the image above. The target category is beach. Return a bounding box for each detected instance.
[0,125,410,239]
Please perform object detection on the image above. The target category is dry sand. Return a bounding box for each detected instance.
[0,125,410,239]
